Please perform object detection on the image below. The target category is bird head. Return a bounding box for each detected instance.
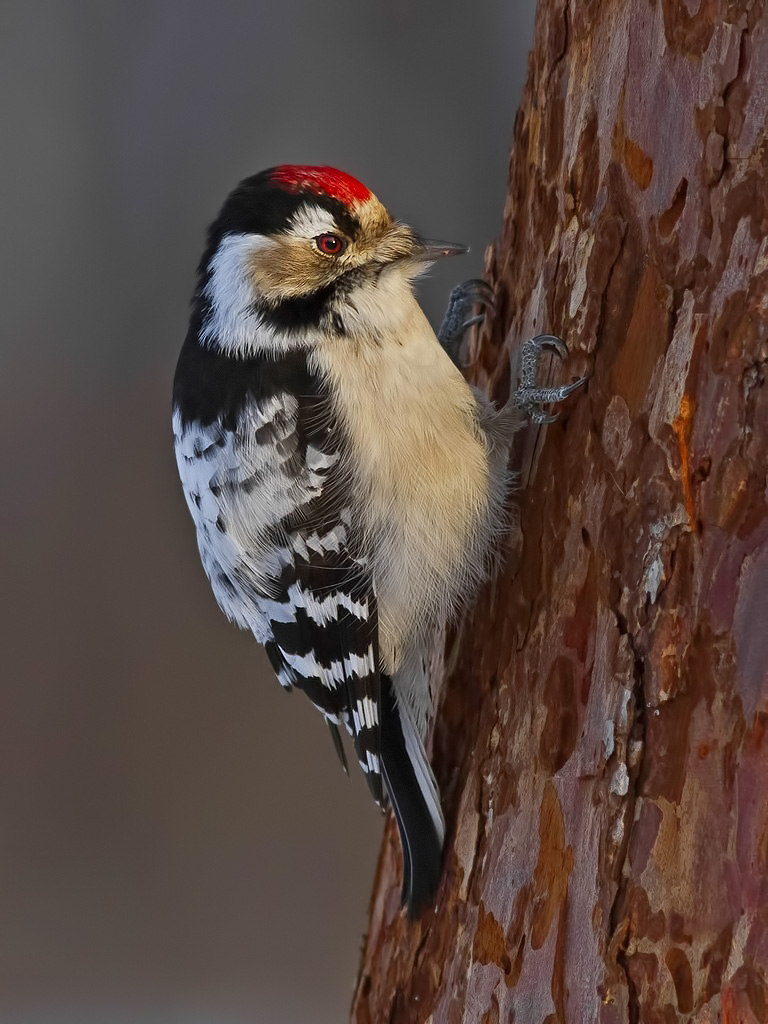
[195,165,466,356]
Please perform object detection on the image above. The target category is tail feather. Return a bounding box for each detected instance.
[380,673,445,917]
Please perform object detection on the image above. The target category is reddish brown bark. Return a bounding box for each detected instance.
[351,1,768,1021]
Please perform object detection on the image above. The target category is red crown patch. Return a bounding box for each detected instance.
[270,165,371,206]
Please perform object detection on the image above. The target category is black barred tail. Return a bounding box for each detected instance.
[380,674,445,918]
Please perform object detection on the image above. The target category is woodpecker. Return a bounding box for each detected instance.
[172,165,585,916]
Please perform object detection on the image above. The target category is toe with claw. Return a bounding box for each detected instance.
[438,279,495,366]
[511,334,588,423]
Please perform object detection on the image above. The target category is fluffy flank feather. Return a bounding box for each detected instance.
[311,281,509,674]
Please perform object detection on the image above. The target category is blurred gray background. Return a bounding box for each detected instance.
[0,3,536,1021]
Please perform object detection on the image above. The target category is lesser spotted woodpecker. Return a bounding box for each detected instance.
[172,166,585,916]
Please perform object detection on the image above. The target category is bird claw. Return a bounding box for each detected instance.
[438,279,496,365]
[462,313,486,329]
[526,333,568,361]
[512,334,588,422]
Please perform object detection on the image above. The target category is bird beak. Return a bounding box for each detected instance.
[374,227,468,267]
[415,239,469,261]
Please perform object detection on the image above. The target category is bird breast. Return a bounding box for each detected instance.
[311,293,493,672]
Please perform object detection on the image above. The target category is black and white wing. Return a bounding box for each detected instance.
[261,500,384,805]
[173,344,383,804]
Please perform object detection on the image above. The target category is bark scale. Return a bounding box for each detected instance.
[352,1,768,1021]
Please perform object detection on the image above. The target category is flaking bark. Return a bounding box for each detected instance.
[352,1,768,1021]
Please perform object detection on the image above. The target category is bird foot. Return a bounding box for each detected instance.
[512,334,588,423]
[438,279,495,366]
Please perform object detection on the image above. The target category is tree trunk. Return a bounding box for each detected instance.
[351,1,768,1022]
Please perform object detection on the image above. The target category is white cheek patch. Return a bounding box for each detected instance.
[200,229,332,357]
[201,232,268,348]
[288,203,339,241]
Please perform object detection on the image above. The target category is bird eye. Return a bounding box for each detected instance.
[315,233,346,256]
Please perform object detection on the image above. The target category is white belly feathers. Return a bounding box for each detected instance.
[312,293,493,671]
